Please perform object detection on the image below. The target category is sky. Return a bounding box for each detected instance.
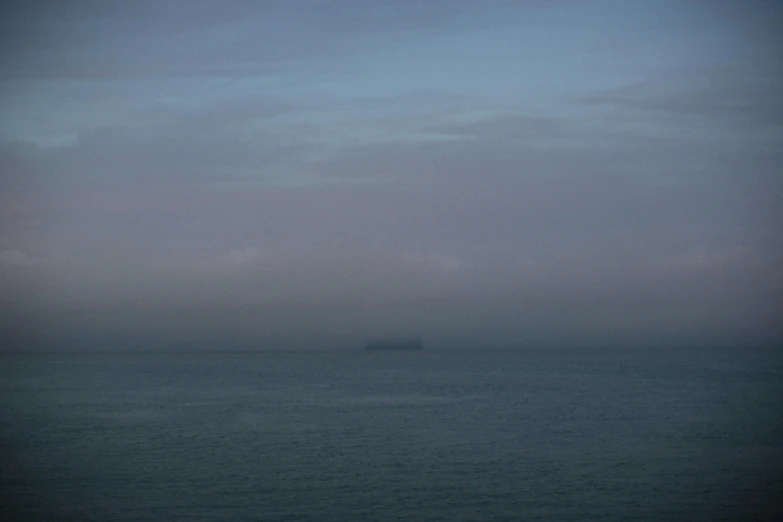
[0,0,781,350]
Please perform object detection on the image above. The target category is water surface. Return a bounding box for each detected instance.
[2,348,781,521]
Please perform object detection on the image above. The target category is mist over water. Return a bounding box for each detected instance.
[2,348,781,521]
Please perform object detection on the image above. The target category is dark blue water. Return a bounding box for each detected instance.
[2,348,781,521]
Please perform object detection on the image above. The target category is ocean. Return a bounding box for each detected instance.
[1,347,781,521]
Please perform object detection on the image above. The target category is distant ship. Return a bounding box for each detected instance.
[364,338,424,351]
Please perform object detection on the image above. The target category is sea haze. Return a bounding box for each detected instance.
[1,347,781,521]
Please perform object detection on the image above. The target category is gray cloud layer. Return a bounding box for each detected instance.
[1,1,781,349]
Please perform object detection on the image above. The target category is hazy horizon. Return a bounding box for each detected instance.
[1,1,781,350]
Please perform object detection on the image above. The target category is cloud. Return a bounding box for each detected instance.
[193,247,267,273]
[0,249,36,267]
[584,67,783,131]
[1,0,526,82]
[0,99,318,191]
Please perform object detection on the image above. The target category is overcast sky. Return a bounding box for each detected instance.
[1,0,781,349]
